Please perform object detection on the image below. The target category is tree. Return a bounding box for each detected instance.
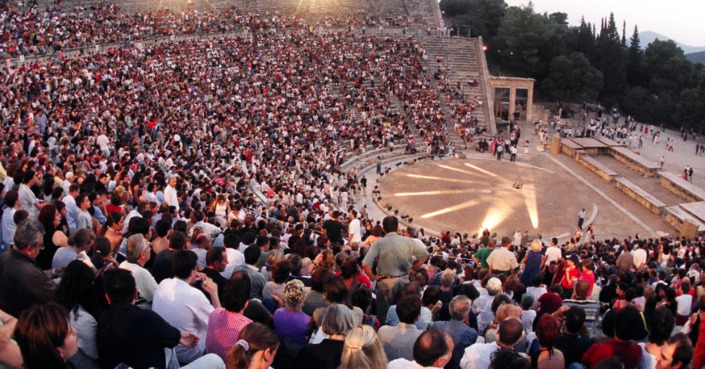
[676,66,705,130]
[676,88,704,129]
[439,0,473,17]
[491,4,554,76]
[541,52,603,101]
[620,87,658,123]
[643,39,694,123]
[626,25,646,86]
[441,0,506,40]
[596,13,627,104]
[575,17,596,66]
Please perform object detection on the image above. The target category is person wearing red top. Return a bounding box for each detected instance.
[582,306,646,369]
[577,258,596,298]
[561,254,580,299]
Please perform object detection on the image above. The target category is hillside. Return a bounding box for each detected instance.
[687,51,705,65]
[640,31,705,54]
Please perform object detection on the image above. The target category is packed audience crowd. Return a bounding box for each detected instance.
[0,5,702,369]
[1,1,418,59]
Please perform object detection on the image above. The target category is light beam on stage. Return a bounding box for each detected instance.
[463,163,498,177]
[420,200,479,219]
[522,184,540,229]
[437,164,483,177]
[394,189,479,197]
[481,207,510,231]
[405,174,477,184]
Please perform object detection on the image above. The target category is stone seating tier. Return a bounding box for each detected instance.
[659,172,705,203]
[614,177,666,215]
[608,147,660,177]
[664,204,705,234]
[576,154,618,182]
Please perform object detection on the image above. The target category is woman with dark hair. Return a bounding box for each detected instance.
[206,277,253,361]
[263,260,292,306]
[303,268,335,316]
[54,260,101,369]
[227,322,279,369]
[583,306,647,369]
[340,256,362,305]
[36,204,69,270]
[105,192,125,216]
[529,314,564,369]
[101,212,124,253]
[312,276,363,336]
[52,228,96,272]
[13,303,78,369]
[639,308,675,369]
[361,225,383,249]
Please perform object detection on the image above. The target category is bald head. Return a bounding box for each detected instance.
[498,317,524,347]
[413,329,453,368]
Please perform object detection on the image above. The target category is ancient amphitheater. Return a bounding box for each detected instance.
[9,0,705,242]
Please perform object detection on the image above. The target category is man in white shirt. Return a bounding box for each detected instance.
[460,317,525,369]
[348,209,361,250]
[486,237,518,275]
[152,250,220,363]
[189,210,220,239]
[62,183,80,234]
[675,281,693,325]
[544,237,562,266]
[220,232,245,279]
[18,170,45,219]
[1,190,20,250]
[632,243,648,270]
[119,234,158,309]
[61,171,74,195]
[388,329,454,369]
[164,176,179,211]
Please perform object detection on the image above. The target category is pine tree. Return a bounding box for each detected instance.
[576,17,596,63]
[626,25,645,86]
[596,13,628,103]
[621,20,626,46]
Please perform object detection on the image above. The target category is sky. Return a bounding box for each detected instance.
[503,0,705,47]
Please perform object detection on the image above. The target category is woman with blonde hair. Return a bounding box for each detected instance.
[521,239,545,286]
[485,303,524,349]
[227,323,279,369]
[337,325,387,369]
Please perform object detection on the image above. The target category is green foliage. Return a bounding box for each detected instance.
[440,1,699,126]
[676,66,705,130]
[645,40,694,94]
[441,0,506,39]
[596,13,627,100]
[676,89,705,129]
[620,87,658,122]
[439,0,472,17]
[492,4,554,76]
[541,52,603,101]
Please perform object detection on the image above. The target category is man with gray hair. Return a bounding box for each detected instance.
[473,277,503,333]
[119,234,158,309]
[432,295,478,369]
[0,219,56,316]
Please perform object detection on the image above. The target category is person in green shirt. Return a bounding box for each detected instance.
[472,238,496,269]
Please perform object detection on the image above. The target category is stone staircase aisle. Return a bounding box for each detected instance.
[417,36,494,150]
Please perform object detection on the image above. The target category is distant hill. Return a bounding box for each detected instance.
[687,51,705,65]
[640,31,705,54]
